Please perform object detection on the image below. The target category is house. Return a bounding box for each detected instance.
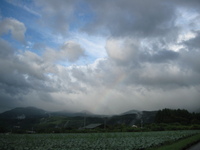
[132,125,138,128]
[26,130,36,134]
[13,126,20,129]
[83,123,103,129]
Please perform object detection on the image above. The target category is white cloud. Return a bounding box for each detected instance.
[61,41,85,62]
[105,38,140,64]
[44,41,85,63]
[0,18,26,43]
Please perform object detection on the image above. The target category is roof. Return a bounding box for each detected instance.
[84,123,102,129]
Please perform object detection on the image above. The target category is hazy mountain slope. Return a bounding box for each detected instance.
[0,107,47,119]
[0,107,157,131]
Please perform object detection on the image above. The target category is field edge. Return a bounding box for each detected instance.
[148,133,200,150]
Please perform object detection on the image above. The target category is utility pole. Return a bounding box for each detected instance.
[104,117,106,130]
[84,112,86,129]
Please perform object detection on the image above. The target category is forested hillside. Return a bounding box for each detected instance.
[155,108,200,124]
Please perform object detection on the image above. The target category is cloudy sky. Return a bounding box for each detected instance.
[0,0,200,114]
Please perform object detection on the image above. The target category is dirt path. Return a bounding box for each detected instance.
[186,142,200,150]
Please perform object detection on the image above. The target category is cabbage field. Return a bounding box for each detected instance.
[0,130,200,150]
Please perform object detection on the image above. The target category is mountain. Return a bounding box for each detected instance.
[0,107,103,131]
[52,110,95,117]
[106,110,157,126]
[0,107,48,119]
[0,107,158,132]
[195,108,200,113]
[0,107,49,132]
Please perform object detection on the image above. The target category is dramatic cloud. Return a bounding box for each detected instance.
[84,0,200,38]
[83,0,177,38]
[0,0,200,114]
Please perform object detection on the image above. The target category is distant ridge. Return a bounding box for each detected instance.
[0,106,47,119]
[0,107,159,131]
[195,108,200,113]
[52,110,95,117]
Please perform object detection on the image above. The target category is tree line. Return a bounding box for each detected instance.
[155,108,200,125]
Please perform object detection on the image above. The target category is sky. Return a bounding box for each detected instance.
[0,0,200,114]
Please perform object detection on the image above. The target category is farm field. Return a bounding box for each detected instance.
[0,130,200,150]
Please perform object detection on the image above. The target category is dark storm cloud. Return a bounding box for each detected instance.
[180,50,200,74]
[0,38,59,110]
[0,89,22,112]
[0,40,71,111]
[0,39,31,110]
[83,0,177,38]
[33,0,179,38]
[175,0,200,9]
[82,0,200,38]
[0,39,29,95]
[140,49,179,63]
[33,0,200,40]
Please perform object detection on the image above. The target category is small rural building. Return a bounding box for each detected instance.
[83,123,103,129]
[132,125,138,128]
[26,130,36,134]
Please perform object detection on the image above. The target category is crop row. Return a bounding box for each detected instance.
[0,130,200,150]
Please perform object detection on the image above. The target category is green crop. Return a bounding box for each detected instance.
[0,130,199,150]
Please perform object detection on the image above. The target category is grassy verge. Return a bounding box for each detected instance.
[148,133,200,150]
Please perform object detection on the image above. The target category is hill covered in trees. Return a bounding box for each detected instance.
[0,107,200,133]
[155,108,200,124]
